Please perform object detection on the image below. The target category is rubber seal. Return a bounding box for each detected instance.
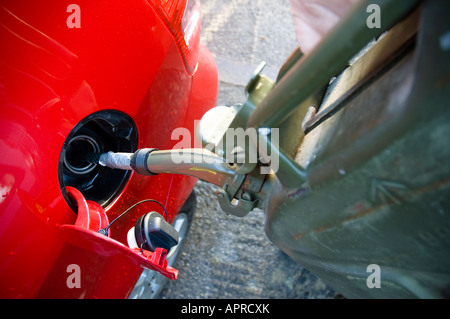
[130,148,159,175]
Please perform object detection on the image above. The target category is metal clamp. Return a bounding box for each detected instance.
[216,188,256,218]
[215,174,257,217]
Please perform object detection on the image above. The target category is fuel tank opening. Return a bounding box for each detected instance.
[58,110,138,211]
[64,135,101,175]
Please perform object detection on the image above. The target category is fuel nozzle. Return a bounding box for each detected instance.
[98,148,236,187]
[98,151,134,170]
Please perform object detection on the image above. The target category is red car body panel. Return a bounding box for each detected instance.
[0,0,218,298]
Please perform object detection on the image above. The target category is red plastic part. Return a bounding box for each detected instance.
[65,187,110,233]
[60,187,178,280]
[0,0,217,298]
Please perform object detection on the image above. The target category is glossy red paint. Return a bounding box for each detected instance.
[0,0,218,298]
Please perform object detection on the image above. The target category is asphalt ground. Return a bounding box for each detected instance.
[160,0,341,299]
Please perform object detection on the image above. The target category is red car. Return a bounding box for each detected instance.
[0,0,218,298]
